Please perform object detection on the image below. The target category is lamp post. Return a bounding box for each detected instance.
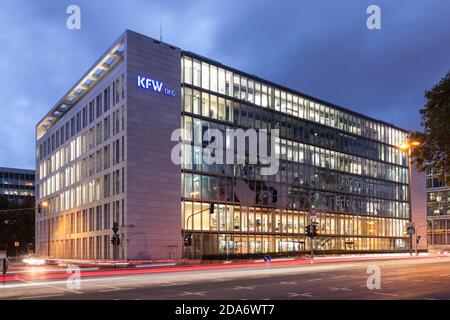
[40,201,50,258]
[414,224,427,256]
[184,203,214,264]
[397,140,420,256]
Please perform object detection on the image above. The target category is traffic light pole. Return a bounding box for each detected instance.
[310,236,314,264]
[184,205,214,264]
[407,148,413,257]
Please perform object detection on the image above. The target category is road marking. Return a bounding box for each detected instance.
[373,292,399,297]
[97,285,120,290]
[287,292,314,298]
[331,275,346,279]
[349,275,366,279]
[13,277,84,295]
[99,287,135,292]
[180,291,207,296]
[211,278,228,282]
[19,294,65,300]
[329,287,352,292]
[251,275,270,279]
[280,281,297,285]
[383,281,395,284]
[425,297,437,300]
[1,276,142,289]
[161,282,190,287]
[308,278,322,282]
[233,286,255,290]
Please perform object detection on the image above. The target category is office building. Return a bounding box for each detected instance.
[426,166,449,252]
[35,30,413,260]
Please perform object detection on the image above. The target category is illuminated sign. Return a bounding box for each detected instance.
[137,75,176,97]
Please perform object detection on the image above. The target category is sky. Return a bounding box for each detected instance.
[0,0,449,170]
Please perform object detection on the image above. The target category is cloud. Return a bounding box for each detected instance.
[0,0,449,168]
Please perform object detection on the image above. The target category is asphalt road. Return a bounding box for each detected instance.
[2,257,450,300]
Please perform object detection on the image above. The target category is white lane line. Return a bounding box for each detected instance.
[251,275,270,279]
[308,278,322,282]
[161,282,190,287]
[329,287,352,292]
[97,285,120,289]
[211,278,229,282]
[373,292,399,297]
[13,277,84,295]
[99,287,135,293]
[287,292,314,298]
[233,286,255,290]
[2,276,142,289]
[180,291,207,296]
[280,281,297,285]
[19,294,65,300]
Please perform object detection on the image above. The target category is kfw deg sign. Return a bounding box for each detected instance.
[137,75,176,97]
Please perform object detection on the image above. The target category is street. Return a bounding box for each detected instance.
[2,256,450,300]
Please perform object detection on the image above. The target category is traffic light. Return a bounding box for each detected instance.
[111,235,121,246]
[184,233,192,247]
[209,203,215,214]
[37,204,41,213]
[312,223,319,237]
[112,222,119,235]
[305,225,311,237]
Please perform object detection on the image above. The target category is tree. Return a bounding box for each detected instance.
[410,70,450,185]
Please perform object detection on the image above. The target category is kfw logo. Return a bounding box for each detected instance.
[137,75,176,97]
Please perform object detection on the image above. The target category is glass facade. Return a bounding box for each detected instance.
[426,166,450,248]
[0,168,35,203]
[181,53,410,258]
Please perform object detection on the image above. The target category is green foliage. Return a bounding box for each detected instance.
[411,70,450,185]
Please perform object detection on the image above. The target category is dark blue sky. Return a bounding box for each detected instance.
[1,0,450,169]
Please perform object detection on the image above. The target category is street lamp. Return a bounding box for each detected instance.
[414,224,427,256]
[397,140,420,256]
[184,203,214,264]
[40,200,50,258]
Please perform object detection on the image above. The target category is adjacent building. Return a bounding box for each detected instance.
[35,30,413,260]
[0,167,35,256]
[427,166,449,252]
[0,167,35,204]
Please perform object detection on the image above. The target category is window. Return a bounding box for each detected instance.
[210,65,218,92]
[184,57,192,84]
[193,60,201,87]
[218,68,226,95]
[201,62,209,90]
